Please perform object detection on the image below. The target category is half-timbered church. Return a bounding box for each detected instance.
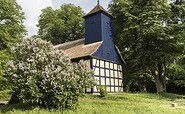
[55,2,125,93]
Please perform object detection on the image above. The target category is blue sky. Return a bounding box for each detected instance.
[16,0,112,36]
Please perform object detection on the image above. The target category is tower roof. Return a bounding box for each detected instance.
[83,3,114,18]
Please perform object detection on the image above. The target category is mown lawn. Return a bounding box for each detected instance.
[0,92,185,114]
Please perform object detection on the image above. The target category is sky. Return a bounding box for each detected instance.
[16,0,112,36]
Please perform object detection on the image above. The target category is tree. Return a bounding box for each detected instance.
[0,50,10,90]
[170,0,185,24]
[5,38,95,109]
[0,0,26,90]
[0,0,26,50]
[166,0,185,90]
[168,60,185,87]
[37,4,84,45]
[109,0,185,93]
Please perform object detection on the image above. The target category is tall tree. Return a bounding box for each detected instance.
[37,4,85,45]
[0,0,26,90]
[167,0,185,91]
[0,0,26,50]
[109,0,185,93]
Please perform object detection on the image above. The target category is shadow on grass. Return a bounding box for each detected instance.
[132,92,185,101]
[85,93,130,101]
[159,92,185,100]
[0,103,35,113]
[86,92,185,102]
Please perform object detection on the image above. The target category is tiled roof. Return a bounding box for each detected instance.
[54,39,102,59]
[83,3,114,18]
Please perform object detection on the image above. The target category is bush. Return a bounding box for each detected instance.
[98,85,107,97]
[0,50,10,91]
[5,38,95,109]
[0,90,11,100]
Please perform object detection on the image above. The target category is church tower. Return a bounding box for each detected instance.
[55,1,125,93]
[83,1,114,45]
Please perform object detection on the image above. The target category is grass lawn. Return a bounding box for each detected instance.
[0,92,185,114]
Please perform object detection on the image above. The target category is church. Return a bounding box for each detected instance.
[55,2,125,93]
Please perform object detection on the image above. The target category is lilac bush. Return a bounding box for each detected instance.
[6,38,95,109]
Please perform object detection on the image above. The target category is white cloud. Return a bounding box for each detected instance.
[52,0,111,12]
[17,0,53,36]
[16,0,111,36]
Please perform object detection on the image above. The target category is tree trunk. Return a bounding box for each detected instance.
[139,83,147,92]
[151,63,167,93]
[154,76,166,93]
[138,78,147,92]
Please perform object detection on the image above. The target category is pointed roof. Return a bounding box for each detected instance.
[54,39,102,59]
[54,39,125,64]
[83,3,114,18]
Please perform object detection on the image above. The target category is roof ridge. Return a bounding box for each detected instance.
[83,3,114,18]
[54,38,84,50]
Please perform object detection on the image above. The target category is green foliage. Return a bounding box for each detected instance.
[0,50,11,91]
[73,61,96,89]
[97,86,108,97]
[37,4,84,45]
[166,0,185,89]
[170,0,185,24]
[123,70,154,92]
[109,0,185,93]
[0,0,26,91]
[0,90,11,100]
[5,38,95,109]
[168,61,185,87]
[0,0,26,50]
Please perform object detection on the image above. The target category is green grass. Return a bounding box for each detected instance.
[0,93,185,114]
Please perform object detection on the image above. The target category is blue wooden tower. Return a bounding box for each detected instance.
[83,1,114,45]
[83,1,123,64]
[55,2,125,93]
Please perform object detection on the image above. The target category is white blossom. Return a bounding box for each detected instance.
[5,37,95,109]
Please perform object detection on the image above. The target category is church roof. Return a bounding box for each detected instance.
[54,38,125,64]
[54,39,102,59]
[83,3,114,18]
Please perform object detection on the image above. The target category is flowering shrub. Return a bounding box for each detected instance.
[5,38,95,109]
[97,85,108,97]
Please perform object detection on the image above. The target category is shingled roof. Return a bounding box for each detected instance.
[83,3,114,18]
[54,39,102,59]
